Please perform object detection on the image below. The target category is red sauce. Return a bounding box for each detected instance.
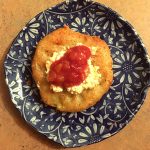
[47,45,91,87]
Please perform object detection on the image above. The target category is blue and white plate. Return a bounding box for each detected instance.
[4,0,150,147]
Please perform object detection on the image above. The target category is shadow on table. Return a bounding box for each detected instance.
[0,44,64,150]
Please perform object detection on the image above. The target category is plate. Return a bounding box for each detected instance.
[4,0,150,147]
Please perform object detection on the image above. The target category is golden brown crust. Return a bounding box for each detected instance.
[32,26,113,112]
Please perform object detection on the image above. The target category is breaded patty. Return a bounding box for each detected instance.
[32,26,113,112]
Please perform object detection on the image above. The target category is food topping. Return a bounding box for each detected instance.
[47,45,91,87]
[46,45,101,94]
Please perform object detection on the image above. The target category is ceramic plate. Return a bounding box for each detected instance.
[4,0,150,147]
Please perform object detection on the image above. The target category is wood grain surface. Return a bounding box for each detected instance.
[0,0,150,150]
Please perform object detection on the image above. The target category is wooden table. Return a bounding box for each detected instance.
[0,0,150,150]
